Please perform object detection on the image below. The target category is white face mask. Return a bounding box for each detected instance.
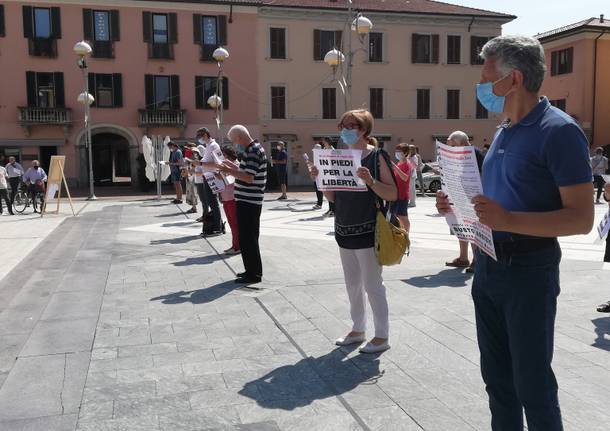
[198,138,206,146]
[395,152,404,160]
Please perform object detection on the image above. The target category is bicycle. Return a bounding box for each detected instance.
[12,183,45,214]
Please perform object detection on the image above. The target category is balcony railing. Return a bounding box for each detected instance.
[148,43,174,60]
[18,106,72,136]
[138,109,186,128]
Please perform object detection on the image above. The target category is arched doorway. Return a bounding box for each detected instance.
[91,133,131,185]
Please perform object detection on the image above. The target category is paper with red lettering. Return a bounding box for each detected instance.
[313,149,367,192]
[437,141,497,261]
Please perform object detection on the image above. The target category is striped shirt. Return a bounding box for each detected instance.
[235,140,267,205]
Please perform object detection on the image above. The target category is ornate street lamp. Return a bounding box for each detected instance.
[324,3,373,110]
[209,47,229,141]
[74,41,97,200]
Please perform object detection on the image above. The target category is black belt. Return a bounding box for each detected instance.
[493,238,557,257]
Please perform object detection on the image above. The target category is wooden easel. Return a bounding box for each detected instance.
[41,155,75,217]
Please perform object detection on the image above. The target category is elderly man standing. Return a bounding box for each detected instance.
[444,131,484,273]
[437,35,593,430]
[23,160,47,213]
[219,125,267,284]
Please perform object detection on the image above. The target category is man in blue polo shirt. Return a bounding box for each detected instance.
[437,35,593,430]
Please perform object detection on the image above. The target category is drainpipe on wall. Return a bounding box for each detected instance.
[591,26,606,147]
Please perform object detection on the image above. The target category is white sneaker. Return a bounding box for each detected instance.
[312,204,322,210]
[335,334,366,346]
[359,341,391,354]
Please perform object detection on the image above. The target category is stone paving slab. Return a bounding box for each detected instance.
[0,196,609,430]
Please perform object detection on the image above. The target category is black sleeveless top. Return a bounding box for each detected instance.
[334,151,378,249]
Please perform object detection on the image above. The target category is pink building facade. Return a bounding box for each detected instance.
[0,0,259,187]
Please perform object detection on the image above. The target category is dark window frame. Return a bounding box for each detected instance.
[0,5,6,38]
[447,35,461,64]
[369,88,384,119]
[145,74,180,110]
[26,71,65,108]
[447,89,460,119]
[83,9,119,58]
[412,33,439,64]
[368,32,383,63]
[550,98,567,111]
[271,86,286,119]
[313,29,342,61]
[551,47,573,76]
[195,76,229,110]
[475,98,488,119]
[143,11,176,59]
[322,87,336,119]
[270,27,286,59]
[193,14,227,62]
[470,36,491,65]
[417,88,431,119]
[88,73,123,108]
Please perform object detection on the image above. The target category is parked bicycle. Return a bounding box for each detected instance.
[12,182,45,214]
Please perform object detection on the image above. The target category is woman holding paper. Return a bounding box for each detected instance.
[309,109,397,354]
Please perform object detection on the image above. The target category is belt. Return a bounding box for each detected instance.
[493,238,557,257]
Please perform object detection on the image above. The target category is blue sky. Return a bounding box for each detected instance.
[454,0,607,36]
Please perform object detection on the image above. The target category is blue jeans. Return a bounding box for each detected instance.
[472,243,564,431]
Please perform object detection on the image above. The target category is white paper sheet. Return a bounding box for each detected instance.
[313,149,367,192]
[436,141,497,261]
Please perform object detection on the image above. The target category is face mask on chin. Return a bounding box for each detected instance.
[476,72,512,113]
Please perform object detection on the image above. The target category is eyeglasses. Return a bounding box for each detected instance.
[339,122,360,130]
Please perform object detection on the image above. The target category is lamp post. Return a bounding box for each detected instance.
[324,2,373,110]
[74,41,97,200]
[209,47,229,141]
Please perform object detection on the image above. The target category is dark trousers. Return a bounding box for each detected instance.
[0,189,12,213]
[604,234,610,263]
[203,182,222,230]
[472,244,563,431]
[594,175,605,201]
[236,200,263,277]
[314,183,323,206]
[8,177,19,205]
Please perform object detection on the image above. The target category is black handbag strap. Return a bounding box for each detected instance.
[372,148,397,214]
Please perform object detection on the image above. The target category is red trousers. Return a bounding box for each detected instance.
[222,199,240,251]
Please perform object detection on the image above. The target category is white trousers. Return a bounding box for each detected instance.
[339,247,389,339]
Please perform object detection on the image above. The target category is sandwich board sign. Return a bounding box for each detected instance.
[41,155,75,217]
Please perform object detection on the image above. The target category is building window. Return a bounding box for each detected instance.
[271,86,286,119]
[476,98,488,119]
[551,48,573,76]
[447,35,461,64]
[447,89,460,119]
[470,36,491,65]
[25,72,65,108]
[23,6,61,57]
[88,73,122,108]
[368,32,383,62]
[370,88,383,119]
[412,34,439,64]
[417,89,430,119]
[0,5,5,38]
[193,15,227,61]
[143,12,176,59]
[270,27,286,59]
[195,76,229,110]
[313,29,342,61]
[145,75,180,110]
[550,99,566,111]
[322,88,336,119]
[83,9,119,58]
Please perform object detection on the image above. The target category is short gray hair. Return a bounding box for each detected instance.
[227,124,251,140]
[480,35,547,92]
[448,131,470,145]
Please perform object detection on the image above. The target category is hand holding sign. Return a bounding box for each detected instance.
[356,167,373,186]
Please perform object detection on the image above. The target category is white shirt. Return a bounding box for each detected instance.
[0,167,7,189]
[6,162,24,178]
[193,166,205,184]
[201,139,223,164]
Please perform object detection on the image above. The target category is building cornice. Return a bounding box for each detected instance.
[2,0,257,13]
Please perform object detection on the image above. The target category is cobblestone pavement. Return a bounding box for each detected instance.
[0,195,609,431]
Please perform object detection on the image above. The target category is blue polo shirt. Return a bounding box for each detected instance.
[482,97,592,240]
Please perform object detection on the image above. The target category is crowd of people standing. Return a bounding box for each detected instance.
[0,157,48,214]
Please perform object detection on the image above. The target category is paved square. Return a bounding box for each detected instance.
[0,195,609,430]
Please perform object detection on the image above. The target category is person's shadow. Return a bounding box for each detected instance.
[591,317,610,351]
[150,235,200,245]
[403,268,472,288]
[238,348,383,410]
[150,281,240,305]
[172,254,226,266]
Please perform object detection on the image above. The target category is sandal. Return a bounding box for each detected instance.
[596,301,610,313]
[445,258,470,268]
